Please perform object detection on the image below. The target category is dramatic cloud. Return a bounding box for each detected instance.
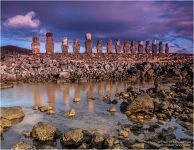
[1,1,193,53]
[3,11,40,28]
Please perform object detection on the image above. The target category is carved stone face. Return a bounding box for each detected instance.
[62,37,68,45]
[86,33,91,40]
[153,40,157,45]
[74,38,79,44]
[159,41,163,45]
[146,41,150,45]
[33,37,39,43]
[139,41,143,45]
[116,40,120,45]
[108,39,112,45]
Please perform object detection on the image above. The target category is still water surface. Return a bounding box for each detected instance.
[1,81,191,149]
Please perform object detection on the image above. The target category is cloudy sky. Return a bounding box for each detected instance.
[1,1,193,53]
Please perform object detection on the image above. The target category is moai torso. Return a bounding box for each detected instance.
[152,40,157,56]
[85,32,92,54]
[165,43,169,54]
[138,40,143,56]
[45,32,54,54]
[131,40,136,56]
[145,41,150,56]
[107,39,112,54]
[97,40,103,54]
[115,39,121,53]
[159,41,164,55]
[73,38,80,54]
[123,40,130,54]
[61,37,68,54]
[31,36,40,54]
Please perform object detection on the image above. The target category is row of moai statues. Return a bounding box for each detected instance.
[31,32,170,55]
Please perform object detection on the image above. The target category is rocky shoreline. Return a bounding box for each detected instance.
[0,53,193,84]
[1,79,193,149]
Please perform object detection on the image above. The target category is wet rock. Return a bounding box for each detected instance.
[32,105,39,110]
[126,94,154,114]
[78,143,88,149]
[107,106,116,112]
[0,118,12,129]
[159,127,176,141]
[103,136,114,148]
[0,106,25,120]
[73,98,81,103]
[23,131,32,137]
[102,96,111,104]
[111,99,118,104]
[118,128,129,138]
[91,131,104,149]
[39,106,53,112]
[0,82,14,89]
[66,108,76,117]
[31,122,57,141]
[132,142,145,149]
[47,110,56,115]
[120,101,129,113]
[61,128,84,148]
[12,141,36,150]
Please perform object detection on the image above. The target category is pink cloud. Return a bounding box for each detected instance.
[3,11,40,28]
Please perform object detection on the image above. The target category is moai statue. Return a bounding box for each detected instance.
[45,32,54,54]
[145,41,150,56]
[131,40,136,56]
[61,37,68,54]
[107,39,113,54]
[97,39,103,54]
[165,43,169,54]
[138,40,144,56]
[159,41,164,55]
[123,40,130,54]
[73,38,80,54]
[115,39,121,53]
[85,32,92,54]
[152,39,157,56]
[31,36,40,54]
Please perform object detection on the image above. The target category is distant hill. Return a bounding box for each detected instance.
[0,45,32,59]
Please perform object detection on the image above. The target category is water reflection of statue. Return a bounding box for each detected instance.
[117,82,123,93]
[98,82,105,99]
[63,83,70,108]
[87,83,94,112]
[47,86,56,111]
[109,82,114,99]
[74,83,81,102]
[34,86,42,107]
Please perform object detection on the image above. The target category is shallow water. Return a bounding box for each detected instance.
[0,81,192,149]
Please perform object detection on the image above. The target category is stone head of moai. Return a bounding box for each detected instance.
[159,41,164,54]
[107,39,113,54]
[152,39,157,56]
[138,40,143,55]
[31,36,40,54]
[85,32,92,53]
[165,43,169,54]
[131,40,136,55]
[45,32,54,54]
[97,39,103,54]
[123,40,130,54]
[145,40,150,55]
[61,37,68,54]
[73,38,80,53]
[115,39,121,53]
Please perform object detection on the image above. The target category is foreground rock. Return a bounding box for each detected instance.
[126,94,154,114]
[0,82,14,89]
[31,122,57,141]
[0,106,25,120]
[12,141,36,150]
[60,128,84,148]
